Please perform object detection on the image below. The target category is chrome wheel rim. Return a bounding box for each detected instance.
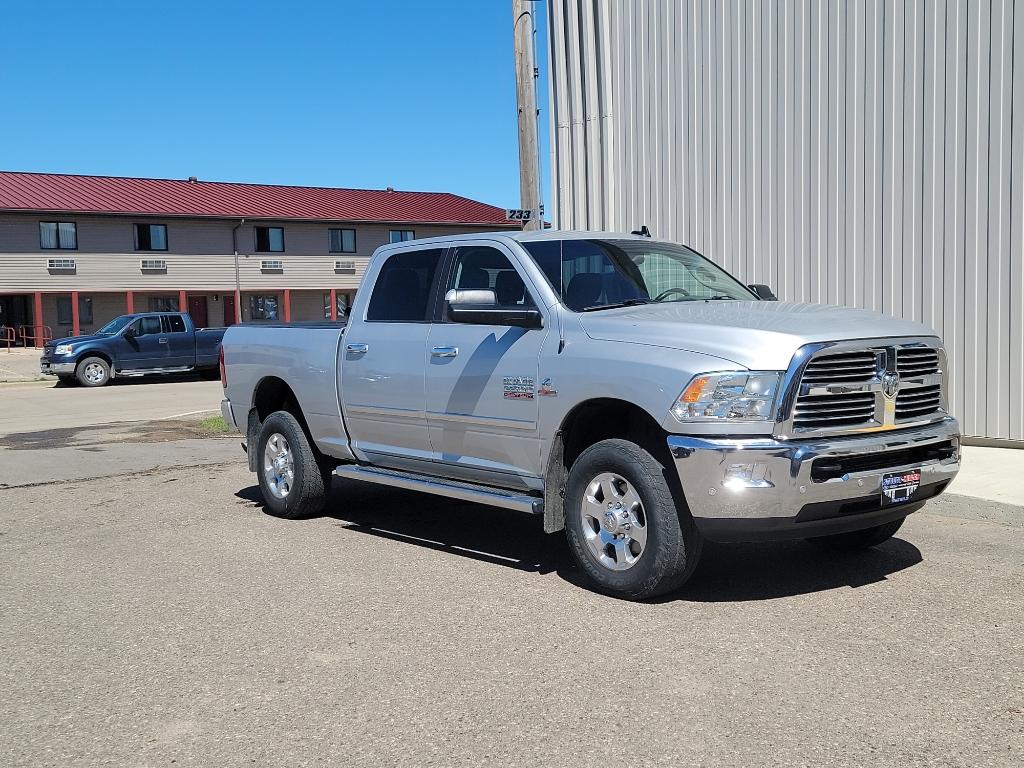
[580,472,648,571]
[262,433,295,499]
[84,362,105,384]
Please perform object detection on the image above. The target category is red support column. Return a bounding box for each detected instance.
[283,289,291,322]
[71,291,80,337]
[125,290,134,314]
[33,292,44,348]
[234,290,242,323]
[178,290,187,314]
[329,288,338,321]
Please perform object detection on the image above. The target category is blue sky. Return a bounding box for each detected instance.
[0,0,549,210]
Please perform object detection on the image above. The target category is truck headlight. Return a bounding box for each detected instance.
[671,371,783,422]
[54,344,74,355]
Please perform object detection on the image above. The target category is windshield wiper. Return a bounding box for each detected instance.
[580,298,651,312]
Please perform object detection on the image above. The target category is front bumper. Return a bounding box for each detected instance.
[668,417,961,542]
[40,360,75,375]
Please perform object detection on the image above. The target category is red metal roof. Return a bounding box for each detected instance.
[0,171,517,226]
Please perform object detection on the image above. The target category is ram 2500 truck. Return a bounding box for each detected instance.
[40,312,225,386]
[219,231,961,600]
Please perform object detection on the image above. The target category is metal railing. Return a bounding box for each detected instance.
[0,325,15,352]
[18,324,52,348]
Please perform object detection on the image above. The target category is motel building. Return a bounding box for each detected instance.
[0,172,519,346]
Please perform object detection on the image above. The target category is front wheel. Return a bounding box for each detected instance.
[76,357,110,387]
[564,439,702,600]
[256,410,333,519]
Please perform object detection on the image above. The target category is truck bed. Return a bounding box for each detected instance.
[221,322,351,460]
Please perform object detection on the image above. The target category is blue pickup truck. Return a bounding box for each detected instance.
[40,312,226,387]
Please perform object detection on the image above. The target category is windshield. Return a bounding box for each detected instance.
[521,238,756,311]
[96,316,133,335]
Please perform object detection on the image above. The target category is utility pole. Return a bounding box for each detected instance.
[513,0,542,230]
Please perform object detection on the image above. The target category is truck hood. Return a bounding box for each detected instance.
[577,301,937,370]
[48,333,110,348]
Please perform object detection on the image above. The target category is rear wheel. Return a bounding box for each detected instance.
[76,357,110,387]
[256,410,333,519]
[807,518,906,550]
[564,439,702,600]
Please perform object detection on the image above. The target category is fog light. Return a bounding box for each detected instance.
[723,462,772,490]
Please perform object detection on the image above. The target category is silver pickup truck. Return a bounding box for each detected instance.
[219,231,961,599]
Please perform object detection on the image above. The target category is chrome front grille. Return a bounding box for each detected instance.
[784,339,947,437]
[793,392,876,428]
[896,347,940,376]
[800,350,878,384]
[896,383,942,419]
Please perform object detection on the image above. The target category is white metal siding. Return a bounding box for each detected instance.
[548,0,1024,441]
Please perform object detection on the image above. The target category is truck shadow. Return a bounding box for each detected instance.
[236,479,924,603]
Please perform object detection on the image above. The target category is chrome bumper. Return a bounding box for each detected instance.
[40,361,75,375]
[668,417,961,541]
[220,398,238,431]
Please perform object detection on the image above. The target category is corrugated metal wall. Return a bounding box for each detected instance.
[548,0,1024,442]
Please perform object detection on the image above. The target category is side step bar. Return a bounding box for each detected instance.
[334,465,543,515]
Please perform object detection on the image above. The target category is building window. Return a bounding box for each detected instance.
[40,221,77,250]
[56,295,93,325]
[260,259,284,272]
[140,259,168,272]
[389,229,415,243]
[134,223,168,251]
[148,296,179,312]
[249,294,279,320]
[324,292,350,319]
[255,226,284,252]
[46,258,77,272]
[329,228,356,253]
[334,260,356,274]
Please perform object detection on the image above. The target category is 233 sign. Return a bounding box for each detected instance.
[505,208,534,221]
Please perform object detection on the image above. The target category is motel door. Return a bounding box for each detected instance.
[188,296,208,328]
[223,294,236,326]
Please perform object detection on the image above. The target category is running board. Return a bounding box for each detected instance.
[334,465,543,515]
[116,366,194,377]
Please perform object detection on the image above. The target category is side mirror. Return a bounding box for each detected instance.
[748,283,778,301]
[123,326,136,339]
[445,289,543,329]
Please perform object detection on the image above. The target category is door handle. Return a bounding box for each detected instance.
[158,338,168,344]
[346,343,369,354]
[431,346,458,358]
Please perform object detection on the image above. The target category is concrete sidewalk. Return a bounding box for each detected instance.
[953,445,1024,506]
[0,348,45,382]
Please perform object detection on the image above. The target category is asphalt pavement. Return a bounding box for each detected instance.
[1,434,1021,767]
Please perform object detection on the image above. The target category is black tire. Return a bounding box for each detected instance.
[75,356,111,387]
[807,518,906,551]
[256,410,333,519]
[564,438,702,600]
[198,367,220,381]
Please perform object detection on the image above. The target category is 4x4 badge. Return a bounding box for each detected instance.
[882,372,901,399]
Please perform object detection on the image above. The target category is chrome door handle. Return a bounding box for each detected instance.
[346,343,369,354]
[158,338,168,344]
[431,346,458,358]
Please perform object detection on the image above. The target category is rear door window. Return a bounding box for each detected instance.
[366,248,444,322]
[163,315,187,333]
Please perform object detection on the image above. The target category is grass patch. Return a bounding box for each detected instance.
[198,415,232,434]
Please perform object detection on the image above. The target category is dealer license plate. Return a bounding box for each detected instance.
[881,469,922,506]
